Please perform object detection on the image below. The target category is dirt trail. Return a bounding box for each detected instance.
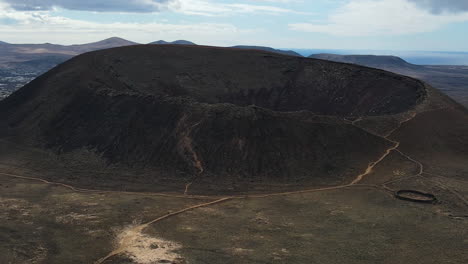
[0,109,421,200]
[0,172,212,200]
[347,112,415,184]
[381,156,468,207]
[384,113,417,137]
[425,176,468,207]
[2,106,440,199]
[94,197,232,264]
[350,141,400,185]
[0,107,428,201]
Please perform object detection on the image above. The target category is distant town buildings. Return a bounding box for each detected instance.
[0,69,41,100]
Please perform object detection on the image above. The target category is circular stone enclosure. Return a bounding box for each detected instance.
[395,190,437,204]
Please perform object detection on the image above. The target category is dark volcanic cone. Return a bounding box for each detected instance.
[0,45,442,193]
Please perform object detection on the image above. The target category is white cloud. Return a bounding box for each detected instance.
[168,0,305,16]
[289,0,468,36]
[0,2,259,45]
[0,0,303,16]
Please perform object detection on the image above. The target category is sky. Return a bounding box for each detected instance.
[0,0,468,51]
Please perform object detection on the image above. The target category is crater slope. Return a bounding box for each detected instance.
[1,45,456,194]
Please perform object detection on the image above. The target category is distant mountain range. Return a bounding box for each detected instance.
[150,40,196,45]
[310,54,468,107]
[0,37,138,70]
[0,37,299,70]
[0,37,136,59]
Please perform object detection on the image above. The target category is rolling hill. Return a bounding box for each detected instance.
[150,40,196,45]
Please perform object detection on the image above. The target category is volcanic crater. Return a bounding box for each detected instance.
[0,45,437,193]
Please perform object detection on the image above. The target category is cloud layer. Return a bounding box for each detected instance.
[2,0,299,15]
[290,0,468,36]
[409,0,468,13]
[2,0,173,12]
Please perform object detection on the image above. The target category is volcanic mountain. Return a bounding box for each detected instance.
[1,45,466,194]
